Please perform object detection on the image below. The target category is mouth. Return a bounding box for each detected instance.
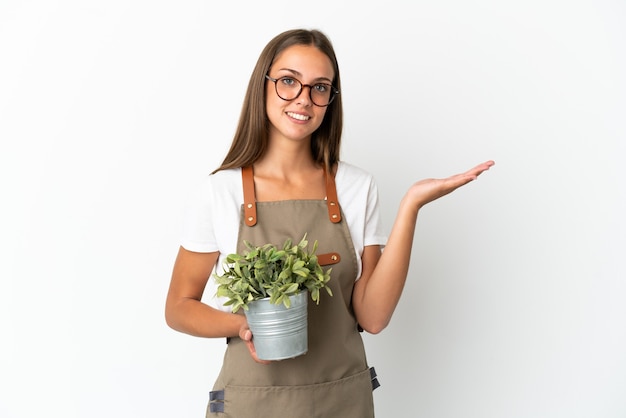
[286,111,310,121]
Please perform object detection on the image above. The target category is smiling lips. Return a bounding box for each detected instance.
[286,111,310,121]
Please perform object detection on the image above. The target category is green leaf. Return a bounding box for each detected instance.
[293,268,309,278]
[269,250,286,262]
[278,269,291,281]
[283,283,299,294]
[310,288,320,304]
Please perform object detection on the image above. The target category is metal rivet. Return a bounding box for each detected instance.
[332,214,338,219]
[329,201,336,206]
[248,216,254,222]
[247,203,253,209]
[331,255,338,261]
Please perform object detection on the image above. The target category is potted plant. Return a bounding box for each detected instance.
[214,234,333,360]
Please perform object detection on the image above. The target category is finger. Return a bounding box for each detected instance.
[443,162,492,190]
[245,339,272,365]
[240,329,252,341]
[239,328,271,364]
[462,160,495,180]
[472,160,495,174]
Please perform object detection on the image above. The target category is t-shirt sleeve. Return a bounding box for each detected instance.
[180,175,219,253]
[363,175,388,248]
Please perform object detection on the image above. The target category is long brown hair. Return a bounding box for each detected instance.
[212,29,343,174]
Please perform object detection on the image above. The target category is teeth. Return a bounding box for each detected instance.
[287,112,310,121]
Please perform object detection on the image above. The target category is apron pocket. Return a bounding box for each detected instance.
[208,367,375,418]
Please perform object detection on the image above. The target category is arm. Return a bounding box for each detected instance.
[352,160,495,334]
[165,246,245,338]
[165,246,271,364]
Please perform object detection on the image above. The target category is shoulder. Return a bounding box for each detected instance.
[198,168,241,192]
[336,161,370,177]
[191,168,242,203]
[207,167,241,185]
[335,161,377,190]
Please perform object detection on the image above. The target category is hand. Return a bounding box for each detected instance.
[406,160,495,209]
[239,327,272,365]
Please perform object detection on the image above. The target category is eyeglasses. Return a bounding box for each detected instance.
[265,74,339,107]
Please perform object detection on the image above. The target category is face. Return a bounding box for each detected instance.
[265,44,335,144]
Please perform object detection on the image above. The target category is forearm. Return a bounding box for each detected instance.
[165,247,246,339]
[353,197,420,333]
[165,297,246,338]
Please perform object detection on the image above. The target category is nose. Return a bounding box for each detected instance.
[295,84,313,106]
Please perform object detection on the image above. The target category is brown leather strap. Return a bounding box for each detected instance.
[242,166,257,226]
[324,166,342,223]
[317,252,341,266]
[241,165,341,226]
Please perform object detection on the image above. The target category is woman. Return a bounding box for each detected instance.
[165,28,494,417]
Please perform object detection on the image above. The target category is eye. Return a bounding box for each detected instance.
[279,77,297,87]
[313,84,330,94]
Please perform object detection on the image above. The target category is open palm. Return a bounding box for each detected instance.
[407,160,495,209]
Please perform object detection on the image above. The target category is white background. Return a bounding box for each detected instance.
[1,1,625,417]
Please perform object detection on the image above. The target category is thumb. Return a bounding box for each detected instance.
[240,328,252,341]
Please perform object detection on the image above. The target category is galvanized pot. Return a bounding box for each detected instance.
[245,292,308,361]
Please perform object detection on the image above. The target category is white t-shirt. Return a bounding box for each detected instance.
[181,161,388,310]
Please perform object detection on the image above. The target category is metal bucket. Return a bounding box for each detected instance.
[245,292,308,361]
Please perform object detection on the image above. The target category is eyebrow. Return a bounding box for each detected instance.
[275,68,333,84]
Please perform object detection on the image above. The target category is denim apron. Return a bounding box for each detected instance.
[207,166,379,417]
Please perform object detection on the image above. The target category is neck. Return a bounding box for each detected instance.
[254,139,319,179]
[251,151,326,202]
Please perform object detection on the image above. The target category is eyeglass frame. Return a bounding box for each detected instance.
[265,74,340,107]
